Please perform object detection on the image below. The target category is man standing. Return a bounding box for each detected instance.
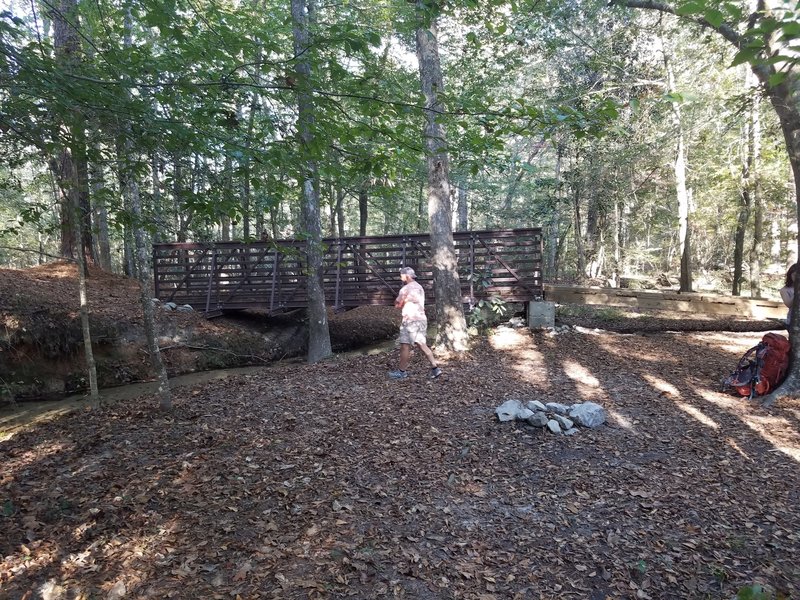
[389,267,442,379]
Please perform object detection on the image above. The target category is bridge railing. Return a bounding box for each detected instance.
[152,228,543,313]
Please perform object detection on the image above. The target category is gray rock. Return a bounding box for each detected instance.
[564,428,579,436]
[164,302,178,311]
[546,419,562,434]
[569,402,606,428]
[554,414,574,430]
[545,402,570,415]
[526,400,547,412]
[496,399,525,422]
[517,408,534,421]
[526,412,549,427]
[176,304,194,312]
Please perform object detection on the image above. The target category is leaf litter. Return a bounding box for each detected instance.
[1,327,799,599]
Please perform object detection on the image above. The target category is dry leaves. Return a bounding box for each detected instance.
[1,325,799,598]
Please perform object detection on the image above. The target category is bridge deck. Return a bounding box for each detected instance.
[153,229,543,314]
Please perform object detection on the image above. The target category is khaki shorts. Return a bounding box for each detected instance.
[399,320,428,345]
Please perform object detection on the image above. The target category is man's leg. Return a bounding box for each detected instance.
[415,342,438,368]
[399,343,412,371]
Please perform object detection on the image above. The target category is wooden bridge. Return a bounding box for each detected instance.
[153,229,544,314]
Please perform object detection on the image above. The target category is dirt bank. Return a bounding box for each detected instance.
[0,262,399,404]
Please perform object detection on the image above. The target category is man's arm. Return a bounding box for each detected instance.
[395,286,406,308]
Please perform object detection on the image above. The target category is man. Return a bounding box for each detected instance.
[389,267,442,379]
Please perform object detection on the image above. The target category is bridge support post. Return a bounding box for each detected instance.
[527,301,555,329]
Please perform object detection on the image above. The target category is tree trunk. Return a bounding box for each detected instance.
[733,72,754,296]
[292,0,332,363]
[456,182,468,231]
[572,153,586,283]
[90,140,112,270]
[336,187,345,238]
[415,3,468,353]
[358,183,368,236]
[73,208,99,404]
[51,0,94,262]
[664,51,692,292]
[122,2,171,411]
[152,153,164,243]
[749,82,763,298]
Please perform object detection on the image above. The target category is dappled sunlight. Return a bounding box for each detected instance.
[739,413,800,464]
[642,374,680,397]
[606,408,636,431]
[559,358,606,402]
[487,329,547,385]
[674,401,720,430]
[595,337,679,365]
[696,389,742,410]
[488,328,529,351]
[3,440,72,471]
[725,438,753,461]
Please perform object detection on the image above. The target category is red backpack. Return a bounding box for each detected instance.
[724,333,791,398]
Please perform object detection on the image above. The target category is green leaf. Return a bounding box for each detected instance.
[768,71,787,87]
[675,1,705,16]
[730,46,762,67]
[703,9,724,28]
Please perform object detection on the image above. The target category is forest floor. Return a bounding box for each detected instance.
[1,263,799,599]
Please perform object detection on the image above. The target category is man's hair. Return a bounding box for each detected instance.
[400,266,416,279]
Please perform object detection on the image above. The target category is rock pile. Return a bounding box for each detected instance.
[495,399,606,435]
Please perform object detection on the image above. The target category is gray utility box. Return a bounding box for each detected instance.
[528,301,555,329]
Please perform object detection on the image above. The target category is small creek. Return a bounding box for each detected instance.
[0,337,398,441]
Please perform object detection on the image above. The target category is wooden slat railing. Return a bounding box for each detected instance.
[152,229,543,313]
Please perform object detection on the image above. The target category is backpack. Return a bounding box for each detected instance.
[724,333,791,398]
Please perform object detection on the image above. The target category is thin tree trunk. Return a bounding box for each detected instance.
[415,2,468,352]
[457,182,468,231]
[152,153,164,243]
[358,183,368,237]
[122,2,171,411]
[733,72,754,296]
[90,141,112,270]
[665,51,692,292]
[748,84,763,298]
[292,0,332,363]
[336,187,345,238]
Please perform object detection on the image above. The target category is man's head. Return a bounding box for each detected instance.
[400,266,416,282]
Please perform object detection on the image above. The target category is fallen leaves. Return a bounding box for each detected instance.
[1,328,799,598]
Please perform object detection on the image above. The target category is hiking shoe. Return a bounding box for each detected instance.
[388,370,409,379]
[429,367,442,379]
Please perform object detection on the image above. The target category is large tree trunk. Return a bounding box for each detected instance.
[73,208,99,404]
[90,141,112,270]
[51,0,94,263]
[415,2,468,353]
[292,0,332,363]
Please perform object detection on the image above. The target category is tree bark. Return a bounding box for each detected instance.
[292,0,332,363]
[664,50,692,292]
[358,182,368,236]
[733,71,754,296]
[456,182,468,231]
[415,2,468,352]
[748,83,763,298]
[73,208,99,404]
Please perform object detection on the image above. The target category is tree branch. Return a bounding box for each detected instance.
[611,0,744,48]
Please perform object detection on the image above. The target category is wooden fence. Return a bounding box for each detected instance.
[152,229,543,314]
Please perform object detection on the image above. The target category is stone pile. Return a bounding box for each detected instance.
[151,298,194,312]
[495,399,606,435]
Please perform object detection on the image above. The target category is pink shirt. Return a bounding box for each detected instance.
[396,280,427,322]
